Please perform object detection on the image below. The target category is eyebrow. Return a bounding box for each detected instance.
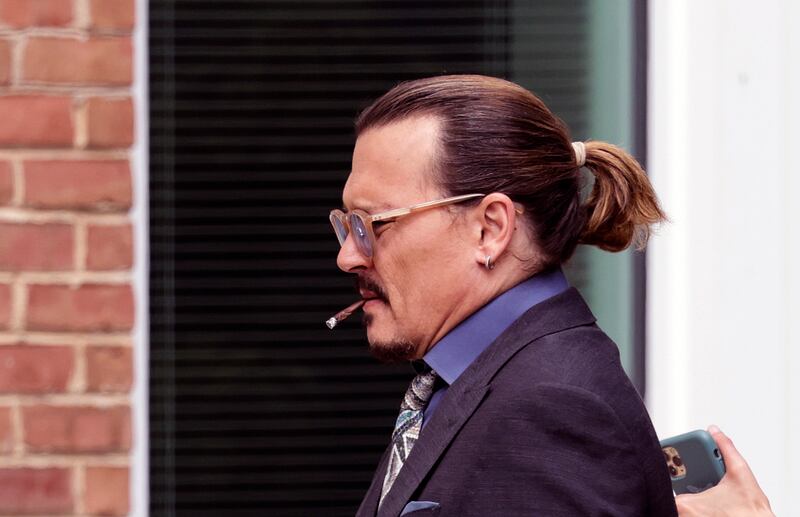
[341,200,393,214]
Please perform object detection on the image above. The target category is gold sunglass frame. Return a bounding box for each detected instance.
[329,193,486,258]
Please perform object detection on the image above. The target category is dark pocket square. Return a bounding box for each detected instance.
[400,501,440,516]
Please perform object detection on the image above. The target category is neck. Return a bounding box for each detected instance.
[416,263,536,358]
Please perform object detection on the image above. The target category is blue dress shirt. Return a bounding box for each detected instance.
[420,268,569,426]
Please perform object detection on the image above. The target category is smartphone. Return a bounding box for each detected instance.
[660,430,726,495]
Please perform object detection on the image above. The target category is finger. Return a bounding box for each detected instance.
[675,492,710,516]
[707,425,756,480]
[674,493,693,515]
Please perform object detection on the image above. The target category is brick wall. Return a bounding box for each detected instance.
[0,0,136,515]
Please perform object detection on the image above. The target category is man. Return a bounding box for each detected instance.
[329,75,676,516]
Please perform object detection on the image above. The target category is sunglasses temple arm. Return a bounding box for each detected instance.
[325,299,366,329]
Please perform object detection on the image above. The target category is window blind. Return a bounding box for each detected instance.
[149,1,589,515]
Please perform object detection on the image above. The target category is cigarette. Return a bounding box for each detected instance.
[325,299,366,329]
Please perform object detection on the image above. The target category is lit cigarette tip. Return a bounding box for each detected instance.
[325,317,338,330]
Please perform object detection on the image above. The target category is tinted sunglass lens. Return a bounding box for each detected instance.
[349,214,373,257]
[330,214,348,245]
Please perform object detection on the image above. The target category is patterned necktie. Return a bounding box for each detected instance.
[380,369,438,506]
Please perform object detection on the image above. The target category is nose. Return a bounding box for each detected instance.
[336,233,370,272]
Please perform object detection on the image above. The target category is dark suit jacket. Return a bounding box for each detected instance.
[356,288,677,517]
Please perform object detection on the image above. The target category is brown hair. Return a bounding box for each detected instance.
[355,75,666,267]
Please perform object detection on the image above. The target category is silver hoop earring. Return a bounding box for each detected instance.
[484,255,495,270]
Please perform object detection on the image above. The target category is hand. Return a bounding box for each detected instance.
[675,425,774,517]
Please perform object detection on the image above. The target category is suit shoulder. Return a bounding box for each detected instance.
[495,323,626,390]
[488,323,653,448]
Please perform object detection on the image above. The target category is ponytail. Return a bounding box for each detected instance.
[578,141,667,252]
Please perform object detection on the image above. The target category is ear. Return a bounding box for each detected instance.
[471,193,517,267]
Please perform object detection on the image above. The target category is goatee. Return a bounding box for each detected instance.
[367,338,416,364]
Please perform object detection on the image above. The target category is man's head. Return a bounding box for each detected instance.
[337,116,525,362]
[334,75,666,362]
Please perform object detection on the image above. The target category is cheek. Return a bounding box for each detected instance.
[373,249,418,309]
[377,229,465,310]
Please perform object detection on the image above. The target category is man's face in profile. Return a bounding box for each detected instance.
[337,116,474,362]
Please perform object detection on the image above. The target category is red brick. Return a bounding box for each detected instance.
[0,0,72,28]
[87,97,133,149]
[85,466,129,516]
[0,38,10,85]
[87,224,132,270]
[0,407,12,453]
[0,344,74,393]
[0,468,72,514]
[86,346,132,392]
[89,0,134,32]
[24,160,132,211]
[0,283,9,329]
[23,405,130,453]
[0,96,73,147]
[26,283,134,332]
[23,36,132,85]
[0,223,73,271]
[0,161,11,204]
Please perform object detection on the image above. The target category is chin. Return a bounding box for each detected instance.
[367,339,417,364]
[365,322,417,363]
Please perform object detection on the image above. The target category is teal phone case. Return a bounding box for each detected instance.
[660,430,726,495]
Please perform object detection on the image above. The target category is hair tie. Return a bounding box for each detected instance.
[572,141,586,167]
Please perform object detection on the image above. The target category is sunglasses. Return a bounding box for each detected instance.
[329,193,485,258]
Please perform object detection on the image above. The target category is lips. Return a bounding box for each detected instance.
[356,276,388,305]
[363,299,383,312]
[360,291,384,311]
[359,289,380,302]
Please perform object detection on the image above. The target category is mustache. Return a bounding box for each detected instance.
[355,275,389,302]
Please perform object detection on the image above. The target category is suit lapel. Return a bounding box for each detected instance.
[356,446,391,517]
[376,382,490,517]
[462,287,596,389]
[361,288,596,516]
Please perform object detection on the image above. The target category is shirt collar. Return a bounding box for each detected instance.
[422,268,569,385]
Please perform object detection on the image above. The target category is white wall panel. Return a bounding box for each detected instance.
[648,1,799,514]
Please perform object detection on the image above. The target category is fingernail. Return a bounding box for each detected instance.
[708,424,721,434]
